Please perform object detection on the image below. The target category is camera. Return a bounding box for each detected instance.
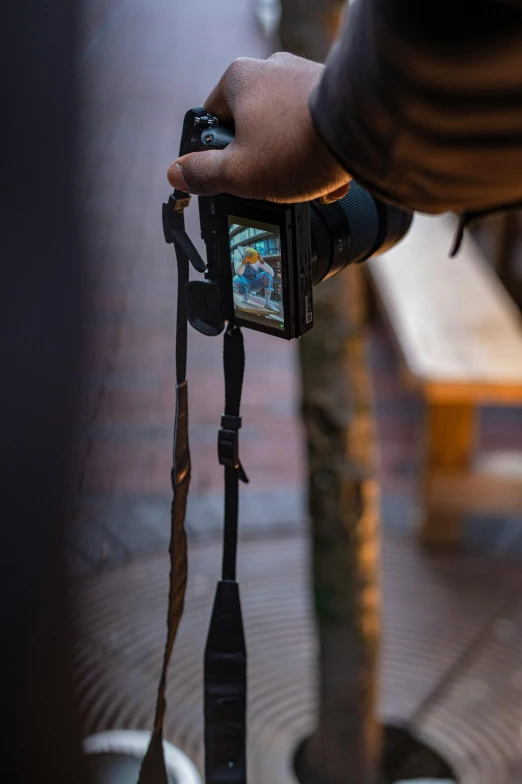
[168,108,413,340]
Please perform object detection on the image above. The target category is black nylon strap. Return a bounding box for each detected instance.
[172,227,207,275]
[223,466,239,581]
[220,325,248,581]
[204,324,248,784]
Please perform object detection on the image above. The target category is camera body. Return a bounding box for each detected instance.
[192,194,313,339]
[172,107,413,341]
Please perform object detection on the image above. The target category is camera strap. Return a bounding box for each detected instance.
[205,322,249,784]
[138,190,248,784]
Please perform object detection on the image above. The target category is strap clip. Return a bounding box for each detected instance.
[162,191,191,243]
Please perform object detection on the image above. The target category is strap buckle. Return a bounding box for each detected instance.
[218,415,242,470]
[218,415,249,483]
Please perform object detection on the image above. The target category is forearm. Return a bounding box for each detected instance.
[310,0,522,214]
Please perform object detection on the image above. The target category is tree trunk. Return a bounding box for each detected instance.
[300,269,382,784]
[280,3,383,783]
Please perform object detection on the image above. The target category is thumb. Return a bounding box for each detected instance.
[167,149,233,196]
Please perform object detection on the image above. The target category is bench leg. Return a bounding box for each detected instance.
[420,402,476,546]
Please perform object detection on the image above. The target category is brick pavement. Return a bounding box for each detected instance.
[73,0,304,574]
[73,0,522,577]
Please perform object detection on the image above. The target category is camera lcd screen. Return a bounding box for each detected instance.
[228,215,284,331]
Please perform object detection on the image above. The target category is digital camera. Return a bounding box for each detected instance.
[169,108,414,340]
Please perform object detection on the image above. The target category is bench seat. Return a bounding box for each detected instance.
[368,214,522,544]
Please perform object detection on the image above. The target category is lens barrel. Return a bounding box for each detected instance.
[310,182,413,285]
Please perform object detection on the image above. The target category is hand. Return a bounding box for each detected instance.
[167,53,351,204]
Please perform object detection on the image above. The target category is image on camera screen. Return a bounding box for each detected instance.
[228,215,284,331]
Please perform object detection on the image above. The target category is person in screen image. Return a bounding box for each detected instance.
[233,247,280,313]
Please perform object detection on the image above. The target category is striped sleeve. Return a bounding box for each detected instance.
[310,0,522,214]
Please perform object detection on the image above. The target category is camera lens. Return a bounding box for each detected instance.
[310,182,414,285]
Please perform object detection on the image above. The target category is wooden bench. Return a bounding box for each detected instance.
[368,214,522,545]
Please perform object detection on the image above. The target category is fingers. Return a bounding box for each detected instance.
[317,182,351,204]
[167,53,351,202]
[203,82,233,125]
[167,149,351,202]
[168,148,240,197]
[203,57,261,123]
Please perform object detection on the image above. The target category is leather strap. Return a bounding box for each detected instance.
[137,190,200,784]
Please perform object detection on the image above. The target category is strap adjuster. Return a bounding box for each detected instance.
[218,427,239,470]
[218,414,249,482]
[221,414,242,431]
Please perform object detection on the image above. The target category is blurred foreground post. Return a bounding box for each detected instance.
[280,2,382,783]
[1,3,85,783]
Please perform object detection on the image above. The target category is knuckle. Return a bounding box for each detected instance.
[225,56,262,86]
[268,51,294,64]
[220,60,252,112]
[183,155,207,191]
[218,152,234,186]
[225,57,249,78]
